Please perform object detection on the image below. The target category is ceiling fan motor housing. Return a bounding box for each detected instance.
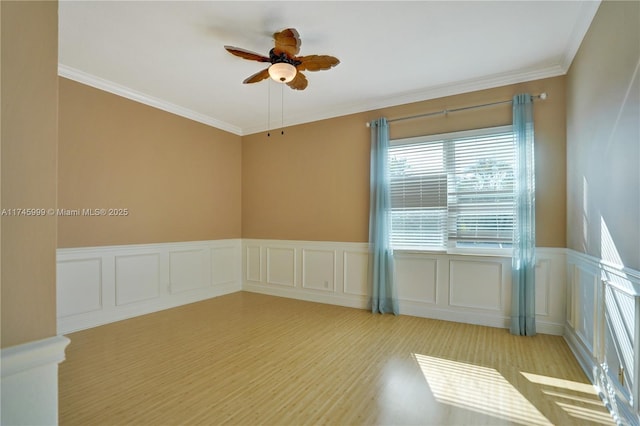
[269,49,301,67]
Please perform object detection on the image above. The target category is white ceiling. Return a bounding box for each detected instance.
[58,1,600,136]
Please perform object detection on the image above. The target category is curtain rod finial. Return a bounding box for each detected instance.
[539,92,548,100]
[365,122,371,128]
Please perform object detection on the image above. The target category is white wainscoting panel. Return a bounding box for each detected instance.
[266,247,296,287]
[302,249,336,292]
[449,259,503,311]
[343,250,369,297]
[394,254,437,304]
[564,250,640,426]
[57,239,242,334]
[57,258,102,317]
[58,239,568,347]
[575,263,598,356]
[534,249,567,334]
[211,246,239,286]
[243,240,566,335]
[566,264,576,329]
[170,249,206,294]
[115,253,160,305]
[244,240,370,309]
[535,259,551,316]
[246,245,262,282]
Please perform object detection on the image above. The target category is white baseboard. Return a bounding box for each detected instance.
[56,239,242,334]
[564,325,597,382]
[244,282,369,310]
[1,335,70,425]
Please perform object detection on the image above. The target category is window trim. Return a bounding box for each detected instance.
[390,125,513,147]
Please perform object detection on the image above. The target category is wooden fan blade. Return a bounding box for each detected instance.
[287,71,308,90]
[297,55,340,72]
[273,28,301,57]
[243,68,271,84]
[224,46,270,62]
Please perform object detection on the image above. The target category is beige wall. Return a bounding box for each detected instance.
[57,38,568,251]
[58,78,242,247]
[566,0,639,271]
[242,114,371,242]
[243,76,567,247]
[1,1,58,348]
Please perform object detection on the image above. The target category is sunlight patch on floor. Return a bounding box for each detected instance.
[556,402,616,424]
[413,354,551,426]
[522,372,614,425]
[541,389,607,407]
[521,372,596,394]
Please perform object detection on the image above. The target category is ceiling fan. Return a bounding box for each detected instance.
[224,28,339,90]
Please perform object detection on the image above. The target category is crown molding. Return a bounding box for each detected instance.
[58,65,243,136]
[62,61,566,137]
[560,0,601,71]
[243,63,567,135]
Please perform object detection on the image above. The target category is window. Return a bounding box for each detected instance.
[389,125,515,254]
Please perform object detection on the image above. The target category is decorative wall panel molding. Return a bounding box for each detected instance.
[266,247,296,287]
[243,240,566,335]
[57,257,103,317]
[394,254,438,304]
[115,253,160,305]
[343,250,369,297]
[564,249,640,426]
[169,249,206,294]
[449,259,504,311]
[211,246,240,286]
[245,245,262,282]
[56,239,242,334]
[574,263,598,356]
[535,259,551,316]
[302,249,336,292]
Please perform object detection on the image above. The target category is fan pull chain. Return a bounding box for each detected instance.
[267,80,271,137]
[266,81,287,137]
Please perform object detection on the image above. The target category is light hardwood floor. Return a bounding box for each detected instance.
[59,292,614,425]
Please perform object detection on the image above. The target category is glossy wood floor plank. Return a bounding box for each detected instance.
[59,292,614,425]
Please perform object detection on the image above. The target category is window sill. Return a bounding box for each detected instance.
[392,247,512,258]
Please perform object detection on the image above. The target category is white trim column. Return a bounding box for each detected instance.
[1,335,70,425]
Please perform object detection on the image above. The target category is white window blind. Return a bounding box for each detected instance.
[389,126,515,252]
[389,140,447,249]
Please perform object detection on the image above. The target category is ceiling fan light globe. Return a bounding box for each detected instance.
[268,63,297,83]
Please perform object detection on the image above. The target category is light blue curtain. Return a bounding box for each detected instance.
[511,94,536,336]
[368,118,399,315]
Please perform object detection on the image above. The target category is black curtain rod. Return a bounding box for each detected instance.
[366,92,547,127]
